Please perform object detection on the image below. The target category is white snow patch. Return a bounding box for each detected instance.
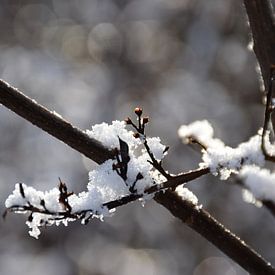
[240,165,275,202]
[178,120,224,149]
[175,185,198,205]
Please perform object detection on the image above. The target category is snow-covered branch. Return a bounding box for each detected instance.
[178,118,275,218]
[5,115,208,238]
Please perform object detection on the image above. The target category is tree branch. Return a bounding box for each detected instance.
[155,191,275,275]
[244,0,275,89]
[0,80,115,164]
[1,81,274,273]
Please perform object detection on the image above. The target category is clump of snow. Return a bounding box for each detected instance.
[202,134,265,180]
[146,137,167,160]
[242,189,262,208]
[178,120,224,149]
[175,185,198,205]
[239,165,275,202]
[6,120,169,238]
[178,121,266,180]
[5,183,62,213]
[5,183,69,239]
[86,120,140,149]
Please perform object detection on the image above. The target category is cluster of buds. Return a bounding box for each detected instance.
[125,107,149,137]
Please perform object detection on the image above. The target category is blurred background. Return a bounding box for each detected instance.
[0,0,273,274]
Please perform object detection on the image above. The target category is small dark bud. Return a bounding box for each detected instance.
[124,117,132,124]
[142,117,149,124]
[133,132,140,138]
[134,107,143,116]
[40,199,45,207]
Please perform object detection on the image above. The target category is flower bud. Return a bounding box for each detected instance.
[142,117,149,124]
[134,107,143,116]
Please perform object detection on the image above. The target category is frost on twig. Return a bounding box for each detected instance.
[178,121,265,179]
[5,108,200,238]
[177,68,275,216]
[178,120,224,150]
[178,119,275,213]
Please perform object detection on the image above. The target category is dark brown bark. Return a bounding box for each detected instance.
[244,0,275,89]
[0,80,115,164]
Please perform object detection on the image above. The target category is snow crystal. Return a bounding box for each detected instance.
[175,185,198,205]
[240,166,275,202]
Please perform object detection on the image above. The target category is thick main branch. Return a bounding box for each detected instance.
[155,191,275,275]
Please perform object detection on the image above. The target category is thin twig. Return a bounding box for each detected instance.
[126,110,172,179]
